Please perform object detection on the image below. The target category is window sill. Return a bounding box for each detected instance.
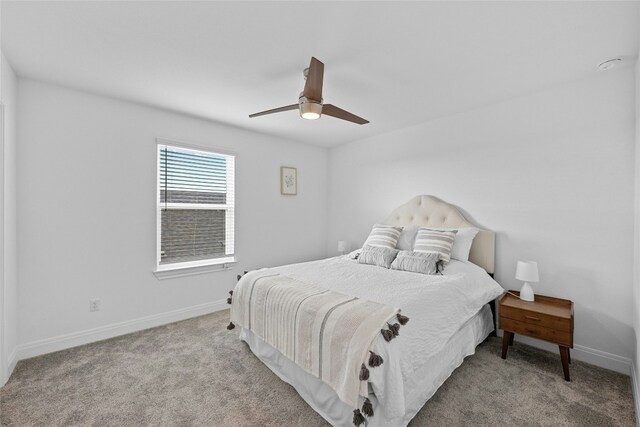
[153,258,237,280]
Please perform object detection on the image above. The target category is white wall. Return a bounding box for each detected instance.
[328,67,636,369]
[1,52,18,383]
[16,79,328,351]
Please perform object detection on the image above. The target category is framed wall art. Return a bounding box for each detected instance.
[280,166,297,195]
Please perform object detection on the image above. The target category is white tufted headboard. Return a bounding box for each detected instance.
[383,195,495,274]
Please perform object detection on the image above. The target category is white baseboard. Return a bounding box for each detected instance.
[498,330,632,375]
[1,346,18,387]
[7,346,17,379]
[572,343,632,375]
[14,299,228,363]
[631,361,640,426]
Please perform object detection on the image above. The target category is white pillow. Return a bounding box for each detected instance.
[417,227,479,262]
[396,227,419,251]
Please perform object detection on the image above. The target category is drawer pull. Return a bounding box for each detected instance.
[524,315,541,321]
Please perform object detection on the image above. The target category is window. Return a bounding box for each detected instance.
[156,141,235,272]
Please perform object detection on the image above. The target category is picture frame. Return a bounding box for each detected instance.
[280,166,297,195]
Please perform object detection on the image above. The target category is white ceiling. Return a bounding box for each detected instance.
[2,1,639,147]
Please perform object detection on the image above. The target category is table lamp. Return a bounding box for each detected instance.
[337,240,348,255]
[515,261,538,302]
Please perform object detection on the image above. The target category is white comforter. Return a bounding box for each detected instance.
[268,256,504,420]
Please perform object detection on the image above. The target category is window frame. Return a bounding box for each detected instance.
[153,138,236,278]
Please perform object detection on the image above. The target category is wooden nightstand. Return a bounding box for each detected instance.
[499,290,574,381]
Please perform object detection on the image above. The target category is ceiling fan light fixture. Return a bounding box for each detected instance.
[301,111,321,120]
[299,97,322,120]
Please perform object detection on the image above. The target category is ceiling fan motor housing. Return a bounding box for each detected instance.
[298,94,323,120]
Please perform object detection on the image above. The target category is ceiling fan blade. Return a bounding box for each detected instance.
[303,57,324,102]
[249,104,299,118]
[322,104,369,125]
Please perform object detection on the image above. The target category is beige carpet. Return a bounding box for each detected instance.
[1,309,635,426]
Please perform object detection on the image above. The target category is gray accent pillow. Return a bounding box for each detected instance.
[414,228,457,264]
[358,245,399,269]
[362,224,404,249]
[391,251,441,275]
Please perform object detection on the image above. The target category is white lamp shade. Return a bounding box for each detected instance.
[337,240,348,252]
[515,261,539,283]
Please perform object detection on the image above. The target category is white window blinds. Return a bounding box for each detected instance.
[157,143,235,267]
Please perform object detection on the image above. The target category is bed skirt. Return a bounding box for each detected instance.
[239,304,494,427]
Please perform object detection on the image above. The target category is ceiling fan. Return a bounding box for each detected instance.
[249,57,369,125]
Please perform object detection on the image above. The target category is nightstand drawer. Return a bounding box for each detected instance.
[500,317,572,346]
[501,306,571,332]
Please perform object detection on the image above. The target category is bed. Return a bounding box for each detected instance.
[229,195,504,426]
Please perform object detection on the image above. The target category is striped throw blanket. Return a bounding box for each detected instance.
[228,270,408,426]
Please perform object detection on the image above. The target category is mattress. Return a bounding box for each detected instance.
[240,304,494,426]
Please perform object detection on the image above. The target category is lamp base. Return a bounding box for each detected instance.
[520,282,535,302]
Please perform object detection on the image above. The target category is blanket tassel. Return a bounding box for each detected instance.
[227,297,232,305]
[397,313,409,325]
[353,409,365,426]
[229,290,233,296]
[237,274,242,282]
[227,322,235,330]
[362,398,374,417]
[388,322,400,337]
[381,328,394,342]
[359,364,370,381]
[368,351,384,367]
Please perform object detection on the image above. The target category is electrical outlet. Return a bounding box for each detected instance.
[89,298,101,312]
